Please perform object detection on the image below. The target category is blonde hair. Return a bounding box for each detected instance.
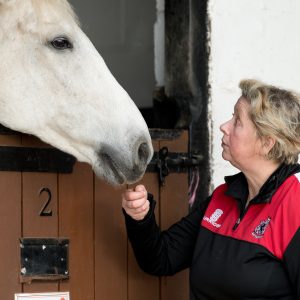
[239,79,300,164]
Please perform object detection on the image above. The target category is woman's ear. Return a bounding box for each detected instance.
[262,136,276,155]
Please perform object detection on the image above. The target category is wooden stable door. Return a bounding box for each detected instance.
[0,130,189,300]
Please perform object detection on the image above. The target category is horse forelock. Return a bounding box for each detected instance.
[31,0,80,26]
[0,0,80,34]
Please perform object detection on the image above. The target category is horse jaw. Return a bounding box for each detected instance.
[0,0,153,185]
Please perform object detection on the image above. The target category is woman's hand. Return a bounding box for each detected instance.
[122,184,150,221]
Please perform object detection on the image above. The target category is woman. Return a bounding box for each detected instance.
[122,79,300,300]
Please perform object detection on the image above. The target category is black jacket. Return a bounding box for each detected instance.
[124,164,300,300]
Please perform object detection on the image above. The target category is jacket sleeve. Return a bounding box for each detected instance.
[123,193,210,276]
[283,228,300,299]
[282,176,300,299]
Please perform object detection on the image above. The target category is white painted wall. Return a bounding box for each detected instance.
[208,0,300,189]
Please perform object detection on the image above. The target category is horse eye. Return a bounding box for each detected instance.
[51,37,73,50]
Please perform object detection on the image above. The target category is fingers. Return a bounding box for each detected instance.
[123,190,145,201]
[135,184,146,192]
[122,185,150,221]
[122,198,150,220]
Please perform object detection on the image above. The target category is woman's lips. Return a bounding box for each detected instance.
[221,140,228,147]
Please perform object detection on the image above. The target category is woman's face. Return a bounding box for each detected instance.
[220,97,264,170]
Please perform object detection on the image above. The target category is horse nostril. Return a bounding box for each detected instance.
[138,142,150,164]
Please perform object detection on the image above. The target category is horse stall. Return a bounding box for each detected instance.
[0,128,195,300]
[0,0,209,299]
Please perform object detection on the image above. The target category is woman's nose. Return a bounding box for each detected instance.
[220,120,229,134]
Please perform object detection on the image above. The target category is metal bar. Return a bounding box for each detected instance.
[0,146,75,173]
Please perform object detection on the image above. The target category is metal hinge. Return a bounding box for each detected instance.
[147,147,203,185]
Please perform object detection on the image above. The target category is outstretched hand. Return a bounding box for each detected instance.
[122,184,150,221]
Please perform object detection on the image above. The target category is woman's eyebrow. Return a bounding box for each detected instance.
[235,101,247,116]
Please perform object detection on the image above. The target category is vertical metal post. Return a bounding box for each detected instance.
[164,0,210,205]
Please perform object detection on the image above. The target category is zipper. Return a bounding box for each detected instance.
[232,218,240,230]
[232,203,251,231]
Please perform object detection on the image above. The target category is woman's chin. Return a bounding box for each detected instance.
[222,153,235,167]
[221,151,229,161]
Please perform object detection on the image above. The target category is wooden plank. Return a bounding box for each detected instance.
[159,131,189,300]
[0,129,190,300]
[0,135,22,299]
[128,141,160,300]
[94,175,127,299]
[59,162,94,300]
[21,135,59,293]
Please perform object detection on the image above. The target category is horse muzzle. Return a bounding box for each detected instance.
[96,140,153,185]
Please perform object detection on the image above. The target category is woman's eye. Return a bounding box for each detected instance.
[234,117,241,125]
[232,114,239,125]
[51,37,73,50]
[231,113,236,123]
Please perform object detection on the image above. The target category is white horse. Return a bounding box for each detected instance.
[0,0,153,185]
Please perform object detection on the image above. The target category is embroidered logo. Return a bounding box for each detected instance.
[203,209,223,228]
[252,217,271,239]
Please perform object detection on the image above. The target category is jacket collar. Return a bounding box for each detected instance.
[224,163,300,205]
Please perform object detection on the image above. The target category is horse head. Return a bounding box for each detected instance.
[0,0,153,185]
